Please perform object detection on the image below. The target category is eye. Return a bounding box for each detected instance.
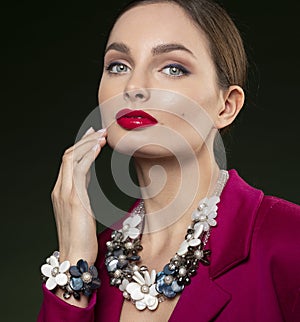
[161,64,190,77]
[106,62,130,74]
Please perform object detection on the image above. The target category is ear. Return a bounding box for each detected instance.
[215,85,245,129]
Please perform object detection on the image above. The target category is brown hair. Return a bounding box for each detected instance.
[109,0,248,90]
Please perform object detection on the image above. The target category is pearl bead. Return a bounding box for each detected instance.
[164,275,174,285]
[141,284,149,294]
[118,255,127,261]
[51,267,59,277]
[194,250,203,259]
[106,241,113,247]
[125,242,133,249]
[178,267,187,276]
[81,272,92,283]
[123,291,130,299]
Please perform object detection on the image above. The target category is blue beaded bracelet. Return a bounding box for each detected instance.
[41,251,101,300]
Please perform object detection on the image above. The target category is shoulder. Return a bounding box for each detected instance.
[253,194,300,253]
[260,194,300,215]
[227,169,300,234]
[256,195,300,237]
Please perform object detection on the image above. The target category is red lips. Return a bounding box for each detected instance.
[116,109,158,130]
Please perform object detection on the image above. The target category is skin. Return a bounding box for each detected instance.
[51,2,244,316]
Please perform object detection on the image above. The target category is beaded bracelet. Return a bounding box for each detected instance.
[41,251,101,300]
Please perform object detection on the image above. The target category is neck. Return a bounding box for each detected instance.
[133,144,220,250]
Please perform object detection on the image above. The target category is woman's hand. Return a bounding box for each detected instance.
[51,127,107,266]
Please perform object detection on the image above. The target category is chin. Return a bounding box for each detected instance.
[106,122,210,161]
[132,146,175,159]
[107,134,173,158]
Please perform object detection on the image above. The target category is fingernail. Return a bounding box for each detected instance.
[85,127,94,135]
[92,143,99,151]
[97,137,106,143]
[97,128,106,133]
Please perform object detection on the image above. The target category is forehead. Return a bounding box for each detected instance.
[107,2,210,57]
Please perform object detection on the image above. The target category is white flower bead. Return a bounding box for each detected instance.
[191,196,220,231]
[177,223,203,256]
[41,256,70,291]
[46,277,57,290]
[126,270,158,311]
[135,300,147,310]
[119,279,129,292]
[55,273,68,286]
[119,214,142,241]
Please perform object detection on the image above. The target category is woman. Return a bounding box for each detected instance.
[37,0,300,321]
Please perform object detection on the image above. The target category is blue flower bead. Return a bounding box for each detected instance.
[155,264,184,298]
[69,259,101,298]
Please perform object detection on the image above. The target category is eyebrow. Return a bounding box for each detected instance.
[152,43,195,57]
[104,42,195,58]
[105,42,130,55]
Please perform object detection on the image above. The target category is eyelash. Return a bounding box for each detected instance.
[105,62,191,78]
[105,62,129,74]
[161,64,190,78]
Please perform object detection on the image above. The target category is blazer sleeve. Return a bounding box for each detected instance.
[36,284,96,322]
[257,196,300,321]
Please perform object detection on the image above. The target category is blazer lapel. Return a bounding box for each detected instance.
[170,169,264,320]
[169,266,231,321]
[209,169,264,279]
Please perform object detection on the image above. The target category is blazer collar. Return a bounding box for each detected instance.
[208,169,264,279]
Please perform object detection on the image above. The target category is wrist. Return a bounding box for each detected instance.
[59,249,97,266]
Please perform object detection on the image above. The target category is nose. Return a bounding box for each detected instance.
[123,73,150,103]
[124,88,150,102]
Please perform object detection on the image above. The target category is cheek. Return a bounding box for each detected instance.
[98,83,110,104]
[182,86,221,124]
[98,77,123,104]
[164,115,212,152]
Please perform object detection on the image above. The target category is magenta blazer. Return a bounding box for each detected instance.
[37,170,300,321]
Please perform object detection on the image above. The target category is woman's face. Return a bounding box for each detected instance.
[98,2,226,158]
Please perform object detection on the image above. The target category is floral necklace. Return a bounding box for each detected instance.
[105,170,229,311]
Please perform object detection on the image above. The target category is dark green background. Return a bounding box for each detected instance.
[2,0,300,321]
